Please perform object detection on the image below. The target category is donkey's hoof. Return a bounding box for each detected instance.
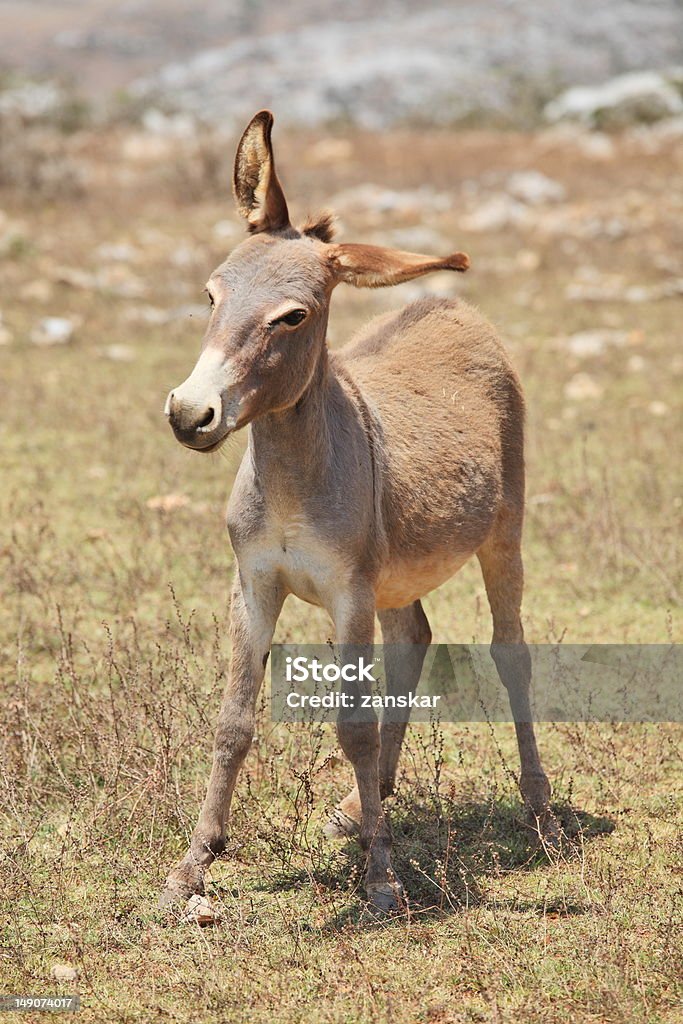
[323,809,361,841]
[526,809,563,857]
[158,877,202,911]
[366,880,405,915]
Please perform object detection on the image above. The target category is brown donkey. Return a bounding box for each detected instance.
[162,110,558,913]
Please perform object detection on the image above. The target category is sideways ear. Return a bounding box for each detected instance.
[233,110,290,233]
[328,243,469,288]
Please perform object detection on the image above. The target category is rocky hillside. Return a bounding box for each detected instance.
[2,0,683,128]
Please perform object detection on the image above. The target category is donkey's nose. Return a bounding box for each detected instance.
[165,389,223,448]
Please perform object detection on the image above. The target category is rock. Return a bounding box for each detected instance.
[627,354,646,373]
[385,226,450,251]
[562,329,630,357]
[565,276,683,302]
[170,245,200,267]
[544,70,683,129]
[564,373,604,401]
[461,195,529,233]
[648,400,670,417]
[122,305,170,325]
[212,220,240,242]
[0,81,65,119]
[51,964,79,982]
[123,303,207,325]
[180,894,219,926]
[506,171,566,205]
[101,344,135,362]
[56,265,146,299]
[146,493,190,512]
[30,317,78,346]
[129,3,683,131]
[331,184,450,219]
[141,108,197,139]
[574,132,616,160]
[95,243,140,263]
[516,249,541,271]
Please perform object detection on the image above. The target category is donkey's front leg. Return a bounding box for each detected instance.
[160,572,283,907]
[333,586,404,913]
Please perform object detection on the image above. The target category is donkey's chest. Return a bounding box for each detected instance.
[236,512,350,609]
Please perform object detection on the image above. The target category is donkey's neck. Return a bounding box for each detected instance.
[248,342,341,494]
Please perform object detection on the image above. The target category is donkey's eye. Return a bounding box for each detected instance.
[205,289,215,308]
[271,309,307,328]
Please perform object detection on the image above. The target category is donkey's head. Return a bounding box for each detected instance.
[165,111,469,451]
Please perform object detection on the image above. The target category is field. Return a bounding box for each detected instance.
[1,119,682,1022]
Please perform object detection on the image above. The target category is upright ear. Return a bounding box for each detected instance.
[328,243,469,288]
[233,110,290,233]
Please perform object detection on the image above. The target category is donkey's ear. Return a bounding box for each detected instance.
[233,110,290,233]
[328,243,469,288]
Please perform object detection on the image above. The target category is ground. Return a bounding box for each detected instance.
[0,121,681,1022]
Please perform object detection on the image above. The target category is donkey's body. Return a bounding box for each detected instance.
[343,296,517,609]
[162,112,556,914]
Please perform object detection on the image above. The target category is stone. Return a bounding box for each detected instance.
[545,70,683,129]
[180,894,219,926]
[562,329,630,357]
[30,317,78,346]
[50,964,79,982]
[506,170,566,205]
[564,373,604,401]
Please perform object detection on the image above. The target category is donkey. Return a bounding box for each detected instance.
[162,110,558,914]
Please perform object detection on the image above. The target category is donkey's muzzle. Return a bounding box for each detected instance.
[165,389,225,451]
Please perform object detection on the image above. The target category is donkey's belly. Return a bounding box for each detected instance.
[374,549,470,610]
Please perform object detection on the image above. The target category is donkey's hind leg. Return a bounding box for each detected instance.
[477,515,560,849]
[324,600,431,839]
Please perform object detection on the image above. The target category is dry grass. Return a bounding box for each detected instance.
[0,121,681,1022]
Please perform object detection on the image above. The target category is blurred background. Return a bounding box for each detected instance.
[1,4,683,1019]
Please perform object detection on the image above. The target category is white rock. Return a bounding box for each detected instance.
[564,373,604,401]
[30,317,78,346]
[461,195,529,233]
[51,964,79,982]
[563,329,629,357]
[102,344,135,362]
[95,243,139,262]
[180,893,219,926]
[212,219,240,241]
[648,400,670,417]
[385,226,449,251]
[545,70,683,128]
[122,305,170,325]
[141,108,197,139]
[574,132,616,160]
[516,249,541,271]
[331,184,450,218]
[507,171,566,205]
[0,81,64,119]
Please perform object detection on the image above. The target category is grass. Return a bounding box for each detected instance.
[0,122,682,1022]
